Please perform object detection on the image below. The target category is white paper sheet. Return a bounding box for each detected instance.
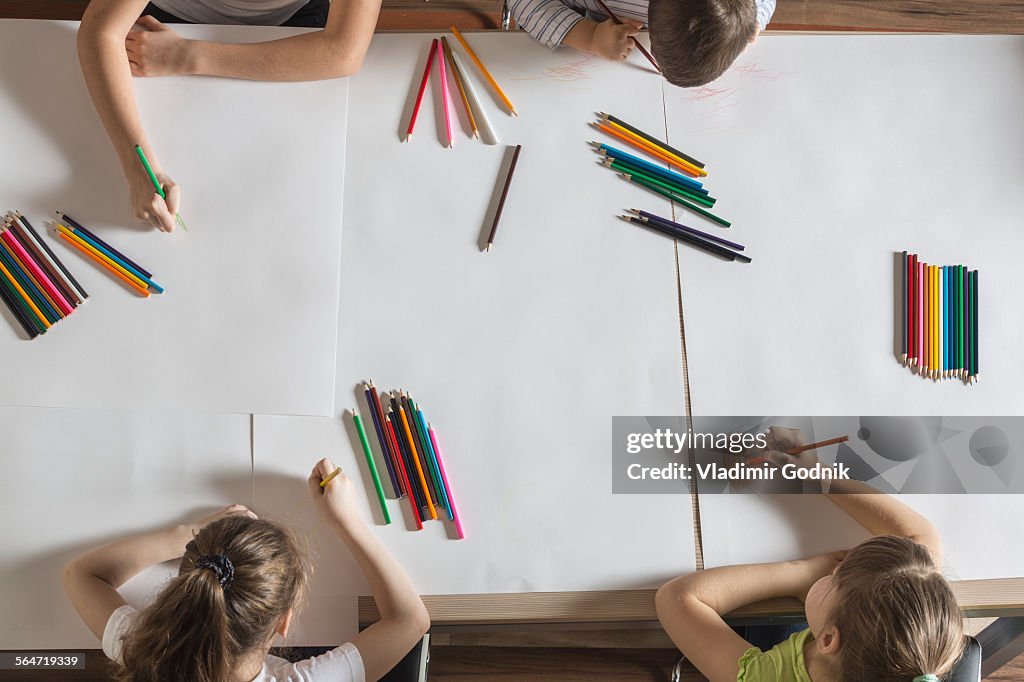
[664,35,1024,415]
[0,407,251,649]
[252,33,695,596]
[0,21,346,416]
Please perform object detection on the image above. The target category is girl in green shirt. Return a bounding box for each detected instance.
[657,427,966,682]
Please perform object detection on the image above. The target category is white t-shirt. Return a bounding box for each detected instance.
[149,0,311,25]
[103,605,365,682]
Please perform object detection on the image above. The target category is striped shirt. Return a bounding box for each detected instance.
[510,0,775,49]
[149,0,310,25]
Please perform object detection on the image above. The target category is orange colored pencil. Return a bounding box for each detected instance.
[0,258,51,329]
[603,119,705,176]
[450,26,517,116]
[594,122,702,178]
[56,225,151,293]
[56,231,150,297]
[399,405,437,520]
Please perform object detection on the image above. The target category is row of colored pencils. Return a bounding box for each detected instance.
[353,382,465,538]
[0,211,87,339]
[52,213,163,298]
[900,252,978,383]
[406,28,516,147]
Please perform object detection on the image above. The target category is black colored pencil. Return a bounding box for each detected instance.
[388,408,425,509]
[58,212,152,279]
[600,113,704,169]
[364,384,401,496]
[17,212,88,301]
[971,269,978,381]
[622,216,750,263]
[0,270,40,338]
[486,144,522,251]
[401,394,442,504]
[634,210,744,250]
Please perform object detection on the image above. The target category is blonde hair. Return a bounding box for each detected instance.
[114,516,308,682]
[831,536,966,682]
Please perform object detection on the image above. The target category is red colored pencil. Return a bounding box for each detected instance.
[907,253,915,364]
[387,416,423,530]
[406,39,438,142]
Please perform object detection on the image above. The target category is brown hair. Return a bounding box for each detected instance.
[648,0,757,88]
[114,516,308,682]
[830,536,966,682]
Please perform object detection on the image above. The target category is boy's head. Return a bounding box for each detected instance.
[804,536,966,682]
[648,0,758,88]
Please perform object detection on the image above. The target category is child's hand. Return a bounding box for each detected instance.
[762,426,820,469]
[130,166,180,232]
[307,457,363,531]
[126,16,196,77]
[592,18,642,61]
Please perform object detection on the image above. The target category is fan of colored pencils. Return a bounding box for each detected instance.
[51,213,163,298]
[353,381,465,539]
[405,29,516,147]
[899,251,978,384]
[0,211,88,339]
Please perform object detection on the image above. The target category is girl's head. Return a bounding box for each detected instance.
[115,515,308,682]
[805,536,965,682]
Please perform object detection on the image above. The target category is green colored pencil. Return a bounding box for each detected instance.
[620,173,732,228]
[134,145,189,232]
[604,160,715,207]
[352,409,392,524]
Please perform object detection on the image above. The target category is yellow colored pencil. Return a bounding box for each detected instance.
[441,37,478,138]
[56,225,150,292]
[0,258,51,329]
[399,405,437,520]
[319,467,342,488]
[450,26,517,117]
[603,119,706,176]
[56,229,150,297]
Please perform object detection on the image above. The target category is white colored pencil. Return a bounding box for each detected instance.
[450,49,499,146]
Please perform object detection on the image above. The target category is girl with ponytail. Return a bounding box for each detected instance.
[656,427,967,682]
[63,458,429,682]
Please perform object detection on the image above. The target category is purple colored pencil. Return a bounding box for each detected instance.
[634,209,745,251]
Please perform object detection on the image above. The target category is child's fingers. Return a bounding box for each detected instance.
[163,179,181,216]
[620,23,642,37]
[135,15,165,32]
[148,194,175,232]
[225,503,258,519]
[307,457,337,491]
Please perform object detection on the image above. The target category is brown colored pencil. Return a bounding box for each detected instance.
[593,0,661,73]
[441,37,478,139]
[785,435,850,456]
[485,144,522,252]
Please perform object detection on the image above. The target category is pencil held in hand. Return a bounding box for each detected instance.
[134,145,188,232]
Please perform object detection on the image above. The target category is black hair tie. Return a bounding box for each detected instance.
[195,554,235,589]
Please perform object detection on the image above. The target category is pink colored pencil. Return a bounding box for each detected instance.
[406,39,438,142]
[0,230,74,316]
[917,260,924,369]
[436,38,453,148]
[428,425,464,540]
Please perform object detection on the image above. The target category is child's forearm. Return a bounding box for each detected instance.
[662,560,812,616]
[824,483,942,558]
[561,19,598,53]
[66,524,191,589]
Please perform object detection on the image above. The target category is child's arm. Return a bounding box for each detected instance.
[562,18,642,61]
[656,552,844,682]
[763,427,944,564]
[62,505,256,640]
[122,2,381,82]
[507,0,640,61]
[78,0,180,233]
[308,459,429,681]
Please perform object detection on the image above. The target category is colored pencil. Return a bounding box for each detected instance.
[401,395,440,504]
[319,467,342,488]
[0,238,60,323]
[930,265,936,378]
[964,268,971,381]
[958,265,965,378]
[386,415,423,530]
[407,39,437,142]
[428,425,465,539]
[593,143,705,191]
[934,266,939,379]
[435,39,454,148]
[399,404,437,520]
[0,257,50,330]
[622,216,750,263]
[785,435,849,456]
[441,37,478,139]
[594,122,702,177]
[415,406,452,519]
[619,172,731,227]
[599,113,703,168]
[602,159,714,206]
[900,251,907,364]
[134,145,188,231]
[352,410,392,525]
[8,218,80,307]
[602,152,708,196]
[939,266,945,378]
[601,118,705,177]
[56,229,150,297]
[949,266,955,377]
[56,225,151,292]
[450,26,517,116]
[370,384,406,496]
[450,49,498,144]
[57,222,163,293]
[364,384,401,496]
[971,269,977,381]
[632,210,744,251]
[57,212,152,279]
[16,212,88,302]
[917,260,923,371]
[0,231,67,319]
[0,266,41,337]
[591,0,660,73]
[486,144,522,251]
[388,407,425,511]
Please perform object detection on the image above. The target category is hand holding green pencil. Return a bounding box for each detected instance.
[134,145,188,232]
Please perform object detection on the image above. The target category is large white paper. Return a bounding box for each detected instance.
[253,33,696,596]
[0,21,346,416]
[0,407,251,649]
[665,36,1024,415]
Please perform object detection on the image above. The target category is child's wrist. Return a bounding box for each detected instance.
[563,19,597,53]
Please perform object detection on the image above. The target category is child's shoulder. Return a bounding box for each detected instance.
[737,628,812,682]
[259,642,364,682]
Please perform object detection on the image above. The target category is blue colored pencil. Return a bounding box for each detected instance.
[592,143,706,193]
[58,223,163,293]
[416,408,453,521]
[57,213,152,279]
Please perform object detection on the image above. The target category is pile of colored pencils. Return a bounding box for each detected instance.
[620,209,749,263]
[52,213,163,298]
[0,211,87,339]
[406,28,516,147]
[591,112,734,230]
[353,382,465,538]
[900,251,978,384]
